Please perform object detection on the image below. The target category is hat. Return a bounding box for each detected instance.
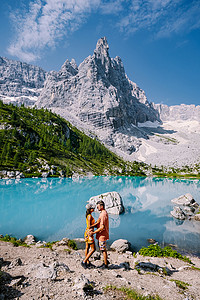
[96,200,105,206]
[86,203,95,210]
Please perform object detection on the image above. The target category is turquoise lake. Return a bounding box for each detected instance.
[0,176,200,256]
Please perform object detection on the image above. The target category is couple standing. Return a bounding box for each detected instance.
[82,200,109,269]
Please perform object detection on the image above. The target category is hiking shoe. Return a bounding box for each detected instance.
[81,261,87,269]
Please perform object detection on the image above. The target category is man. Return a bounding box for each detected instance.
[90,200,109,268]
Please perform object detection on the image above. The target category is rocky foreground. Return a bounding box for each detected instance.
[1,238,200,300]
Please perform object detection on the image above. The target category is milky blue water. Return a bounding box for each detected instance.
[1,176,200,255]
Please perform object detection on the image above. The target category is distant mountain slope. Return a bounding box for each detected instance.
[153,103,200,121]
[0,56,47,106]
[0,101,147,177]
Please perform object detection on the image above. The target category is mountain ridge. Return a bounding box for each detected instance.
[0,37,200,167]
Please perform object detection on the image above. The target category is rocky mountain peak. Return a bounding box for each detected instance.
[94,37,109,57]
[59,59,78,78]
[36,37,160,156]
[93,37,111,75]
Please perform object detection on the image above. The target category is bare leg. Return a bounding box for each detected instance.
[84,243,96,263]
[85,242,89,259]
[102,249,108,265]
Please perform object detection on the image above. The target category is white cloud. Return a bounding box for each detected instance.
[116,0,200,38]
[7,0,200,63]
[8,0,100,63]
[100,0,124,14]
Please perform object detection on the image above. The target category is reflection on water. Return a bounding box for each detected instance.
[0,176,200,255]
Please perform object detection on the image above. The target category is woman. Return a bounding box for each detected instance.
[81,203,96,269]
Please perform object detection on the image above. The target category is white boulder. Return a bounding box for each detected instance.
[110,239,131,253]
[73,274,93,297]
[29,262,57,280]
[171,193,198,207]
[24,235,36,245]
[170,206,186,220]
[88,191,124,215]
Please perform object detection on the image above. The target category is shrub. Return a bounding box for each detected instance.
[139,245,192,264]
[67,239,77,250]
[0,234,29,247]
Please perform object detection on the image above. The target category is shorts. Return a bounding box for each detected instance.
[99,240,106,251]
[84,228,94,244]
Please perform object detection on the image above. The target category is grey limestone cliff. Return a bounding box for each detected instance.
[153,103,200,121]
[37,37,160,154]
[0,56,47,106]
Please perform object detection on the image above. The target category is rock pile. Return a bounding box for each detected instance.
[170,193,199,220]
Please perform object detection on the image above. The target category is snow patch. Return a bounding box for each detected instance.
[138,121,161,128]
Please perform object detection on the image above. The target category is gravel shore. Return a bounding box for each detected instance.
[1,240,200,299]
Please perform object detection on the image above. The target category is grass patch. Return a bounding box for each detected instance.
[138,245,192,264]
[104,285,162,300]
[64,249,72,254]
[170,280,191,290]
[67,239,78,250]
[43,241,57,250]
[0,234,29,247]
[191,266,200,271]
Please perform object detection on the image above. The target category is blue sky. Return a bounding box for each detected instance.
[0,0,200,106]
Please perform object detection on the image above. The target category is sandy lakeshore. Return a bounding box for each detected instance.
[0,240,200,300]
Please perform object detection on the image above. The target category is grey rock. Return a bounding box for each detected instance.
[171,193,197,206]
[42,172,50,178]
[73,274,93,296]
[170,206,186,220]
[24,234,36,245]
[193,214,200,221]
[147,238,157,244]
[59,170,65,177]
[88,191,124,215]
[8,258,22,269]
[29,262,57,280]
[7,171,15,178]
[183,206,195,215]
[93,252,101,260]
[57,238,69,246]
[110,239,131,253]
[9,276,25,287]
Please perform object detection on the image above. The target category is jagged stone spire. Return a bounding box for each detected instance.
[94,37,109,57]
[93,37,111,74]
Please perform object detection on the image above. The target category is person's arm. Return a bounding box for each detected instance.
[90,216,104,235]
[93,224,104,235]
[90,218,100,229]
[87,215,92,228]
